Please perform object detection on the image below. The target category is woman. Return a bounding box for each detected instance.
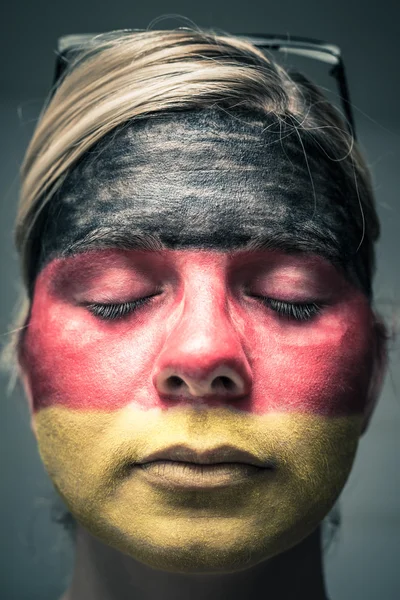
[5,29,389,600]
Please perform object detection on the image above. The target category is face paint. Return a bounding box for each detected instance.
[23,246,375,572]
[27,108,371,298]
[22,109,376,573]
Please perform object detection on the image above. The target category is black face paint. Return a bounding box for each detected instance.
[28,108,371,298]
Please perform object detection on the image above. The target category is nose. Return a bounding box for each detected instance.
[152,280,252,402]
[154,362,250,398]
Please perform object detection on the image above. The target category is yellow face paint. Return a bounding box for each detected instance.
[26,246,376,573]
[34,405,362,573]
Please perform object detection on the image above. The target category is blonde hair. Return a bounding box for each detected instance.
[3,28,388,379]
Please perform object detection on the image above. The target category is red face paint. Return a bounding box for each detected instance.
[23,248,375,418]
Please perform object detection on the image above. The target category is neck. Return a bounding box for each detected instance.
[61,524,329,600]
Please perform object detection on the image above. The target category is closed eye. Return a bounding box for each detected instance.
[256,297,324,321]
[85,294,324,322]
[85,294,159,320]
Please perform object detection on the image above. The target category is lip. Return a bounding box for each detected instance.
[136,444,275,469]
[137,461,271,490]
[132,445,275,490]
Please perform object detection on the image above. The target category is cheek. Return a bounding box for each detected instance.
[23,289,166,412]
[246,298,374,416]
[23,280,374,418]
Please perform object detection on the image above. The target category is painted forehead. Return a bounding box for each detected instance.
[29,108,367,293]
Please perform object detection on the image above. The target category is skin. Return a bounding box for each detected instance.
[19,108,384,597]
[28,109,370,296]
[23,245,373,574]
[58,524,329,600]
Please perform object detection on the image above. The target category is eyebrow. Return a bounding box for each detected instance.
[242,230,343,263]
[246,230,352,276]
[62,227,166,256]
[60,226,346,272]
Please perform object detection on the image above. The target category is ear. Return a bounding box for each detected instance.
[360,316,389,436]
[18,349,38,439]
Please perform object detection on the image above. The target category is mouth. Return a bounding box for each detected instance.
[137,443,274,468]
[131,444,275,490]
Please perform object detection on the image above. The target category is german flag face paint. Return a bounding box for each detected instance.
[22,246,375,573]
[21,108,376,572]
[27,109,372,298]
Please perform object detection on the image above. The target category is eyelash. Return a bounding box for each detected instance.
[86,295,323,322]
[258,297,323,321]
[86,296,155,320]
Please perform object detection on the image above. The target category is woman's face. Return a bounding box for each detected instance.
[21,111,377,573]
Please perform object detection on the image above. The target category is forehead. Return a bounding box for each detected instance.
[28,108,367,295]
[48,109,352,252]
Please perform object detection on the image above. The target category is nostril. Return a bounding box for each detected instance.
[167,375,184,391]
[213,376,236,392]
[156,368,248,398]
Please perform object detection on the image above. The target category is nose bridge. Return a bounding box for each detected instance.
[152,261,252,400]
[184,264,228,332]
[172,262,238,357]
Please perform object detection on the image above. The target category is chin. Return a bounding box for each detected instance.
[74,502,327,575]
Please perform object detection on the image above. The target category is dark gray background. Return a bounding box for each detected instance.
[1,1,399,599]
